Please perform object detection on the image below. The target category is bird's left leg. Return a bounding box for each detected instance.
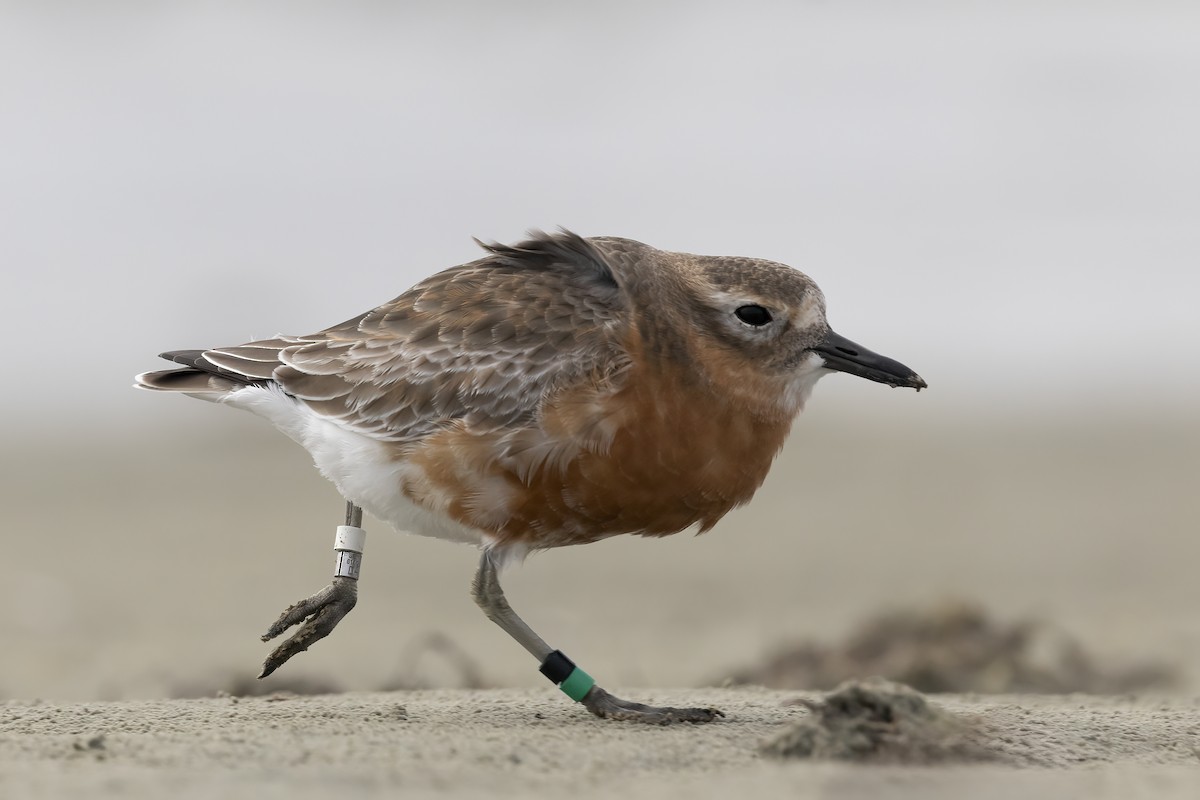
[471,551,723,724]
[258,502,365,679]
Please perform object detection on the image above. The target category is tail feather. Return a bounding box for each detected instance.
[159,349,210,370]
[204,348,282,380]
[136,342,288,395]
[134,368,244,394]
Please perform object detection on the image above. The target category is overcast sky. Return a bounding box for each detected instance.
[3,1,1198,435]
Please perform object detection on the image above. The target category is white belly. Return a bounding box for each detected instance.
[222,385,487,546]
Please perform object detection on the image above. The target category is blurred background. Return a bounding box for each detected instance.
[1,0,1197,700]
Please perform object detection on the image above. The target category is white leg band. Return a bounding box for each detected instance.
[334,524,366,580]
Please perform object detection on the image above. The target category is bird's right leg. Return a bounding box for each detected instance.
[471,551,723,724]
[258,503,365,679]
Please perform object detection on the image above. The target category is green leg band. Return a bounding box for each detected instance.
[559,667,596,702]
[539,650,596,703]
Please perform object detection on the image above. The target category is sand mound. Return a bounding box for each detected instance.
[761,678,1002,764]
[728,601,1176,693]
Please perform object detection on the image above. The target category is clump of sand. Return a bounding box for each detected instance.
[761,678,1002,764]
[728,601,1176,694]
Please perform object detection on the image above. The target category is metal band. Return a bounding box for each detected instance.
[334,550,362,580]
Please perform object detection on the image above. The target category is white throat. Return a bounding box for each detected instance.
[782,351,830,414]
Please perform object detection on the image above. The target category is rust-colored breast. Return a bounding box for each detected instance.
[402,354,795,550]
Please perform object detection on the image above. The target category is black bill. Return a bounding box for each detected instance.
[813,329,927,391]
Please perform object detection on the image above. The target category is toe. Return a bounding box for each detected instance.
[257,580,358,676]
[581,687,724,724]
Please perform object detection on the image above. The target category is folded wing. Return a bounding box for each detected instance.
[135,230,631,442]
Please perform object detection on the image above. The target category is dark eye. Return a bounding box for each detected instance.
[734,305,773,326]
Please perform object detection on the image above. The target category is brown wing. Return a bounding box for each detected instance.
[199,230,632,441]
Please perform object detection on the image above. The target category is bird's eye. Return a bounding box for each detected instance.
[734,305,773,327]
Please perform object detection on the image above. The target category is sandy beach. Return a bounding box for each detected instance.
[4,688,1200,799]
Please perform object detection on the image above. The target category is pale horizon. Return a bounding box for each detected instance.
[3,1,1198,434]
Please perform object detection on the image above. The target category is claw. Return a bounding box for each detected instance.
[580,686,724,725]
[258,577,358,679]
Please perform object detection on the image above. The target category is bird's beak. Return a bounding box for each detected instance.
[813,329,927,391]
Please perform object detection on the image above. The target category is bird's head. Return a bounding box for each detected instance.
[590,236,927,416]
[697,253,925,388]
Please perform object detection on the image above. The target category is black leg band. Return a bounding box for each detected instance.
[539,650,576,684]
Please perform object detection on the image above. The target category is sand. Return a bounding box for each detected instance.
[3,688,1200,799]
[3,409,1199,796]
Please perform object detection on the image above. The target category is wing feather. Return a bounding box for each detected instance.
[167,230,632,441]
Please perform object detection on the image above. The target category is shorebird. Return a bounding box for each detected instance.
[136,230,926,724]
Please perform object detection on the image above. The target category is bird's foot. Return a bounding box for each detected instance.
[580,686,724,725]
[258,576,358,678]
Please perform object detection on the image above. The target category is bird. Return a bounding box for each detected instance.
[135,230,926,724]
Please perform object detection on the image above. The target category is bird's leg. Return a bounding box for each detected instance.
[258,502,365,679]
[471,551,723,724]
